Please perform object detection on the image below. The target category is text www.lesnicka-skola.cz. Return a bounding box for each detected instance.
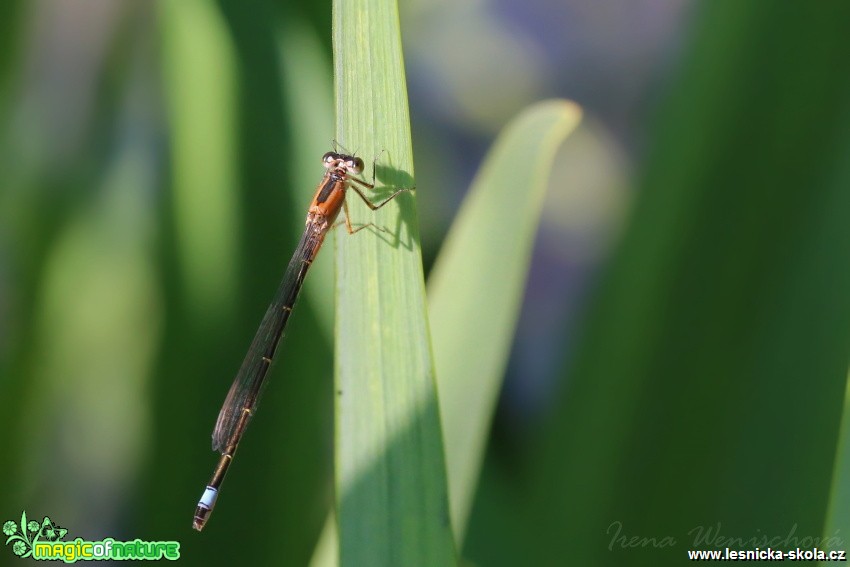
[687,547,846,561]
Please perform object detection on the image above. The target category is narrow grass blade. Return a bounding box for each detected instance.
[818,116,850,555]
[824,372,850,556]
[159,0,239,318]
[332,0,456,565]
[428,100,581,542]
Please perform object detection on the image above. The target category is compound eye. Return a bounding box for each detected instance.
[322,152,337,165]
[348,157,364,174]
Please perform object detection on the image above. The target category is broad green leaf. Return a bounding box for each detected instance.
[428,99,581,542]
[331,0,456,565]
[525,3,850,565]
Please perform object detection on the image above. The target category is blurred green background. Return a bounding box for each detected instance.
[2,1,850,565]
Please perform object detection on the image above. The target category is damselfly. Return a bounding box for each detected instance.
[193,151,409,531]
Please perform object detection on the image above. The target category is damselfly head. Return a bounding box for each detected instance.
[322,152,364,175]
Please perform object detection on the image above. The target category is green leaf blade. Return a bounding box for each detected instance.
[428,100,582,542]
[331,0,456,565]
